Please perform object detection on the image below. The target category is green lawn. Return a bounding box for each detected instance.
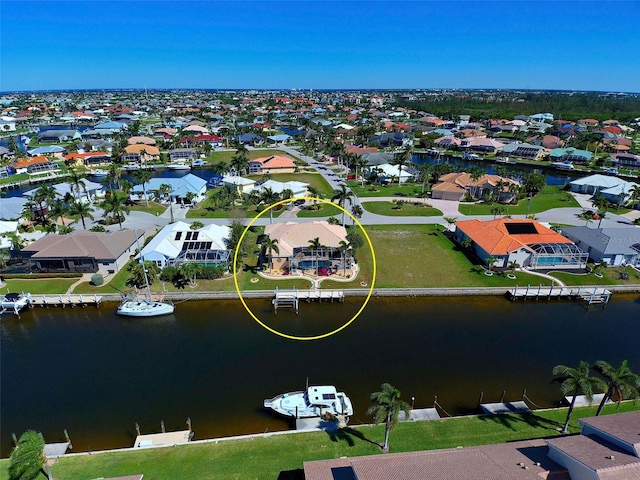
[550,265,640,286]
[257,173,334,197]
[297,203,342,217]
[2,278,78,295]
[458,186,579,215]
[323,224,550,289]
[1,403,631,480]
[128,201,167,216]
[72,263,133,294]
[362,201,442,216]
[348,181,425,198]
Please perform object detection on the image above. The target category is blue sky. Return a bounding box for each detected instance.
[2,1,639,92]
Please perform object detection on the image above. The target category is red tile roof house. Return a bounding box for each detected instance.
[9,156,60,175]
[431,172,520,202]
[21,230,142,275]
[249,155,296,174]
[454,218,588,270]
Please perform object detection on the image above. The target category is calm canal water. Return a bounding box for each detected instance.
[2,295,639,457]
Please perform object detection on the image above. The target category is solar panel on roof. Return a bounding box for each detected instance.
[505,223,538,235]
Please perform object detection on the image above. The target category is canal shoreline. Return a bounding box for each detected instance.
[98,284,640,302]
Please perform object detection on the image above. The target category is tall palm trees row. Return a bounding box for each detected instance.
[552,359,640,433]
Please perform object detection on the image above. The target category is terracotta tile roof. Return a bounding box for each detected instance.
[436,172,520,190]
[580,411,640,456]
[305,439,567,480]
[23,230,138,260]
[251,155,296,169]
[11,156,50,168]
[547,435,640,473]
[456,218,573,255]
[65,152,109,160]
[124,144,160,155]
[264,221,347,257]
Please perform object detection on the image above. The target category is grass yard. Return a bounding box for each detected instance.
[2,278,78,295]
[204,149,291,164]
[2,403,629,480]
[458,186,579,216]
[362,201,442,216]
[256,172,334,197]
[322,224,549,289]
[128,200,167,216]
[296,203,342,217]
[348,181,426,198]
[549,265,640,286]
[72,264,133,294]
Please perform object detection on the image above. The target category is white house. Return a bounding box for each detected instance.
[561,226,640,267]
[375,163,416,183]
[254,180,309,198]
[132,174,207,204]
[222,176,256,195]
[569,174,639,206]
[139,221,231,269]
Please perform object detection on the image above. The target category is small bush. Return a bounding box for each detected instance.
[198,265,226,280]
[160,266,179,282]
[90,273,104,286]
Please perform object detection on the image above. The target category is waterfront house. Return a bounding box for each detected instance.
[569,174,638,206]
[24,177,104,204]
[561,226,640,267]
[374,163,417,183]
[305,411,640,480]
[64,151,111,168]
[127,136,157,146]
[549,148,592,164]
[122,144,160,164]
[37,129,82,143]
[131,173,207,205]
[138,221,230,270]
[263,221,353,275]
[253,179,309,198]
[431,173,520,202]
[222,176,256,196]
[168,148,198,162]
[21,230,141,274]
[232,133,264,145]
[454,218,587,270]
[248,155,297,174]
[611,152,640,170]
[500,142,546,159]
[0,197,29,221]
[8,156,60,175]
[460,137,505,153]
[27,146,67,159]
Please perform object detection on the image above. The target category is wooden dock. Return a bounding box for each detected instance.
[273,288,344,314]
[399,408,441,421]
[481,401,531,415]
[29,294,103,308]
[134,430,192,448]
[564,393,610,407]
[507,285,611,305]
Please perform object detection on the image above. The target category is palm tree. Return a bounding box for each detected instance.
[8,430,45,480]
[331,184,355,225]
[338,240,351,277]
[108,162,122,190]
[391,144,413,185]
[212,161,230,176]
[356,157,369,186]
[132,169,152,207]
[552,361,606,433]
[100,192,130,230]
[308,237,324,275]
[47,198,69,228]
[159,183,175,223]
[366,383,410,452]
[68,200,95,230]
[259,187,280,224]
[443,216,457,232]
[485,256,497,273]
[119,179,133,196]
[307,186,321,208]
[178,262,202,287]
[350,204,363,225]
[67,168,87,202]
[185,191,198,208]
[32,184,59,224]
[593,360,640,416]
[629,184,640,209]
[262,235,279,274]
[190,221,204,230]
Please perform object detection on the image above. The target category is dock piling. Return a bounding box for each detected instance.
[187,417,192,432]
[161,420,165,433]
[478,391,484,407]
[64,429,72,449]
[500,390,506,403]
[135,423,141,436]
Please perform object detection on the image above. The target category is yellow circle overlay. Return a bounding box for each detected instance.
[233,196,376,341]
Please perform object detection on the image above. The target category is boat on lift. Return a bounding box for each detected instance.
[264,385,353,420]
[0,292,32,316]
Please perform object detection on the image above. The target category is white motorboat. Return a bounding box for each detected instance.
[117,230,174,318]
[1,292,32,315]
[264,385,353,419]
[125,162,141,171]
[552,161,575,171]
[167,162,191,170]
[191,159,208,168]
[89,168,109,177]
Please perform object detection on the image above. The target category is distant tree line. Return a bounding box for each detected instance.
[395,92,640,123]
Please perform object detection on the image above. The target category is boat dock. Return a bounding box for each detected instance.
[507,285,612,305]
[564,393,610,407]
[134,430,192,448]
[29,294,103,308]
[399,408,441,421]
[272,287,344,314]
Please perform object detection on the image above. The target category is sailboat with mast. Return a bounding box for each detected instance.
[117,230,174,317]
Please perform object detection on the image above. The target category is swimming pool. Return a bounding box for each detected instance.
[297,260,332,269]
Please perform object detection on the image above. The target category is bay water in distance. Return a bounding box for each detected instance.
[2,294,639,457]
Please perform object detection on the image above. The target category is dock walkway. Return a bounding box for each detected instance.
[272,288,344,314]
[399,408,441,421]
[134,430,192,448]
[481,401,531,415]
[508,285,612,304]
[29,294,103,308]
